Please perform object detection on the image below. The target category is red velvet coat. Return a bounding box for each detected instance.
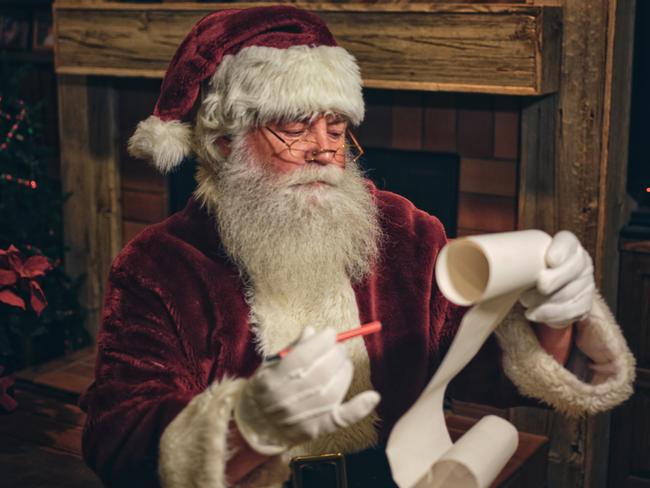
[80,187,521,487]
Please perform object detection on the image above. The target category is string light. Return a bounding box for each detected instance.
[0,99,39,188]
[0,98,27,152]
[0,173,38,189]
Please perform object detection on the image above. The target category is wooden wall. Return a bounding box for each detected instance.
[116,84,520,245]
[115,79,166,244]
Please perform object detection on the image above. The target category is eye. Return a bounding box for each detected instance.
[277,122,308,137]
[283,130,306,138]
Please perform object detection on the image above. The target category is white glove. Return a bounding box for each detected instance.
[519,230,595,328]
[234,326,381,455]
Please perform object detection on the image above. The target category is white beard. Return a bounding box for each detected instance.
[194,136,383,455]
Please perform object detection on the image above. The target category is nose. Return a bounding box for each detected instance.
[306,118,338,166]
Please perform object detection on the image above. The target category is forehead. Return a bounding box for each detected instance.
[271,112,348,126]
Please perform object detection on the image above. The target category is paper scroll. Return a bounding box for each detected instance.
[386,230,552,488]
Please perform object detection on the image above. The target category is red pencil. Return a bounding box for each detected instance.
[267,321,382,361]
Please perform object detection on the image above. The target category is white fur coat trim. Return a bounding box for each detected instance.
[159,377,245,488]
[158,375,293,488]
[495,292,635,417]
[128,115,193,173]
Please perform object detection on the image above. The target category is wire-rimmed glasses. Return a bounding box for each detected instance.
[265,126,364,166]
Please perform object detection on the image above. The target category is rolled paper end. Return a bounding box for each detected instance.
[435,241,490,306]
[425,415,519,488]
[436,230,552,306]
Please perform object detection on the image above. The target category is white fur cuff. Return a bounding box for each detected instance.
[495,292,635,417]
[158,377,291,488]
[159,378,246,488]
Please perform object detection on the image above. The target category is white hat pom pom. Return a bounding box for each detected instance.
[128,116,193,173]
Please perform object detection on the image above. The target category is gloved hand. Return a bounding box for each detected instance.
[234,326,380,456]
[519,230,595,328]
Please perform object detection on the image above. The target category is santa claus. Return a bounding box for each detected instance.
[80,6,635,488]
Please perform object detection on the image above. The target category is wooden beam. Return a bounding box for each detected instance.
[54,2,561,95]
[516,0,635,487]
[518,94,557,233]
[57,75,122,338]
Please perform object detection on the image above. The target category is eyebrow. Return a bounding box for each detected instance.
[326,116,348,125]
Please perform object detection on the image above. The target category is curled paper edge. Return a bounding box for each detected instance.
[387,230,552,488]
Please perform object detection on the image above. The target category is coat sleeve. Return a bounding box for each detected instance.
[80,256,254,487]
[79,261,201,486]
[81,253,287,488]
[446,292,635,416]
[494,291,635,417]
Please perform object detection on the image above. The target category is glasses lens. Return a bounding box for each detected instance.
[286,139,361,166]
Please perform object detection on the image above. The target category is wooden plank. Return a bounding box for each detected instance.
[457,96,494,159]
[0,440,101,488]
[391,92,424,150]
[356,89,393,148]
[458,193,517,232]
[515,0,636,486]
[423,92,457,153]
[596,0,636,309]
[518,94,557,232]
[12,389,86,428]
[58,76,121,338]
[54,3,562,95]
[122,190,167,223]
[14,347,95,385]
[493,97,520,160]
[0,406,83,456]
[620,239,650,253]
[123,220,149,245]
[459,158,517,197]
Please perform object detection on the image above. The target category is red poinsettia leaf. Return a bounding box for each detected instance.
[29,281,48,316]
[21,255,53,278]
[0,288,26,310]
[7,253,24,275]
[0,269,17,286]
[0,245,20,257]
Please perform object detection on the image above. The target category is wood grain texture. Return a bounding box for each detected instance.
[596,0,635,311]
[459,158,517,197]
[58,76,122,339]
[123,220,149,245]
[391,92,424,150]
[54,3,561,95]
[518,94,557,232]
[515,1,636,487]
[122,190,167,223]
[458,193,516,232]
[609,245,650,486]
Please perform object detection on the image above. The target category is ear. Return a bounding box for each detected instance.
[216,136,232,157]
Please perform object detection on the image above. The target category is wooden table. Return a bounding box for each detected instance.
[1,348,548,487]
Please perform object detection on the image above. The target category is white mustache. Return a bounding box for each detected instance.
[279,164,344,187]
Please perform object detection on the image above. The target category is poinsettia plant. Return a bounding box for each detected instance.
[0,64,89,372]
[0,245,53,316]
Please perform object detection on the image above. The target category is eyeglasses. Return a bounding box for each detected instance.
[265,126,364,166]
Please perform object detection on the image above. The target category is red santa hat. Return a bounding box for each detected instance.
[128,6,365,173]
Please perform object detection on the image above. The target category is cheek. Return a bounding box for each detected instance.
[244,133,302,174]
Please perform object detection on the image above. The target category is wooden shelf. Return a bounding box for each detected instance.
[53,2,562,95]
